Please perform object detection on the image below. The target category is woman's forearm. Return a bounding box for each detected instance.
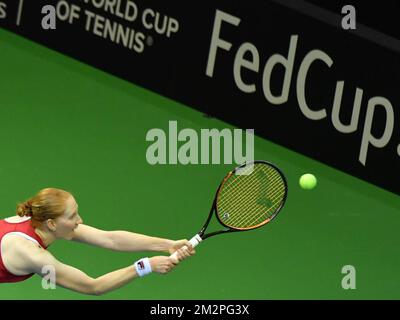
[109,231,173,252]
[92,265,138,295]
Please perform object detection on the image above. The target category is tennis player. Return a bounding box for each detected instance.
[0,188,195,295]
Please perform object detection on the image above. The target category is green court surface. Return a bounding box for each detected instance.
[1,28,400,300]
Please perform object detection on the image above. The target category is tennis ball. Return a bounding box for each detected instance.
[299,173,317,190]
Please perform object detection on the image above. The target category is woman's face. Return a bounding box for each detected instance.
[54,196,83,240]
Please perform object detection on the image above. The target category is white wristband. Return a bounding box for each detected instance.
[134,257,152,277]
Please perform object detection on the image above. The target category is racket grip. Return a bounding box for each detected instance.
[170,234,202,262]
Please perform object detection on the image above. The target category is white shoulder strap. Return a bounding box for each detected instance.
[4,232,40,246]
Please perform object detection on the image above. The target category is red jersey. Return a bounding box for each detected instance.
[0,218,47,283]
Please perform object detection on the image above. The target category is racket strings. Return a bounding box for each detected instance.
[217,163,286,229]
[219,164,282,205]
[219,170,282,213]
[235,187,284,227]
[220,172,285,228]
[220,164,261,196]
[221,168,282,201]
[225,174,285,227]
[220,177,284,229]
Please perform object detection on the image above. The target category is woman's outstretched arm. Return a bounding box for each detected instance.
[14,237,185,295]
[72,224,195,255]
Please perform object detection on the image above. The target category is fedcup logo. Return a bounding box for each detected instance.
[146,121,254,173]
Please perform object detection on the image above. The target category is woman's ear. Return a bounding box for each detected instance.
[46,219,57,232]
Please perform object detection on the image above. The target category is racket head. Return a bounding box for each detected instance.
[215,160,288,231]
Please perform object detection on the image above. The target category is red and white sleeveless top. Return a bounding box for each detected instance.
[0,218,47,283]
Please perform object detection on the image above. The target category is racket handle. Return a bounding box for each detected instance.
[170,234,202,262]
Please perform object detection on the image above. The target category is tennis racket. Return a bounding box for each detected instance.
[170,160,288,261]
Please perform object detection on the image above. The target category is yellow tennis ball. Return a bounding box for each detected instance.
[299,174,317,190]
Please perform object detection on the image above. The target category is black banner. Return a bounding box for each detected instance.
[0,300,396,318]
[1,0,399,195]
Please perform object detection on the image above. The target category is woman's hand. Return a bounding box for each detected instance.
[149,239,196,275]
[167,239,196,262]
[148,256,177,274]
